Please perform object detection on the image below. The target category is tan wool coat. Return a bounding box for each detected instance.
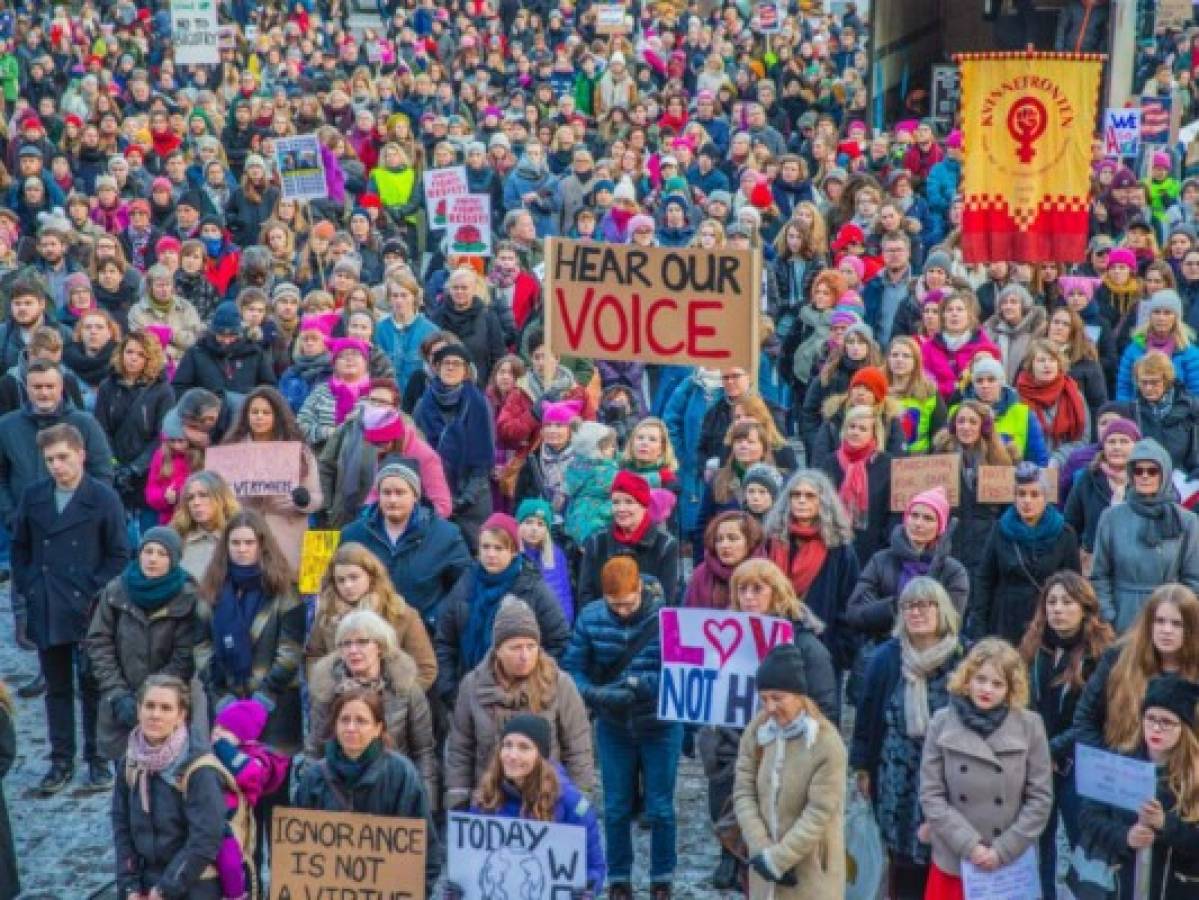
[733,709,847,900]
[918,703,1053,876]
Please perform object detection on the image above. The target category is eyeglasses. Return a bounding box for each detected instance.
[1132,465,1161,478]
[900,599,937,612]
[337,638,374,650]
[1144,714,1182,732]
[721,373,747,381]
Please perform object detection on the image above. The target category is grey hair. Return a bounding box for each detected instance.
[763,468,854,548]
[893,576,961,640]
[335,609,399,657]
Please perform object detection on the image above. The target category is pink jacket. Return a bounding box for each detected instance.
[921,331,1002,399]
[144,445,192,523]
[396,431,453,518]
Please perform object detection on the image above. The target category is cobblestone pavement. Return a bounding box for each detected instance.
[0,583,824,899]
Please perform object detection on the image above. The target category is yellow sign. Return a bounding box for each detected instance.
[298,530,339,594]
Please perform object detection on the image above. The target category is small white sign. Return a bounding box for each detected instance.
[961,846,1041,900]
[1075,744,1157,813]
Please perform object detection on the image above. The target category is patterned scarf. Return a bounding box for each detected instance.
[125,723,189,813]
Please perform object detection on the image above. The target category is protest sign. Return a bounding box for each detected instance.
[595,4,629,34]
[658,608,794,727]
[171,0,220,65]
[1104,108,1140,159]
[447,813,586,899]
[961,846,1039,900]
[890,455,960,511]
[423,166,469,230]
[976,465,1058,504]
[204,442,301,499]
[545,238,759,369]
[275,135,328,201]
[271,807,426,900]
[445,194,492,256]
[931,64,961,127]
[298,530,340,594]
[755,1,782,32]
[1141,96,1175,146]
[1157,0,1194,30]
[1075,744,1157,813]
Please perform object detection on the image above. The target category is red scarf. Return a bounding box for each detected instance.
[835,439,876,526]
[769,523,828,599]
[613,510,652,546]
[1015,371,1087,442]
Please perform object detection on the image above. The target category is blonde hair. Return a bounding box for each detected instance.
[886,335,938,401]
[621,417,679,471]
[948,638,1030,709]
[316,543,413,641]
[728,558,801,620]
[731,395,786,448]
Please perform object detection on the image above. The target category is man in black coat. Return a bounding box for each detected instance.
[696,367,752,472]
[12,422,129,795]
[171,301,276,407]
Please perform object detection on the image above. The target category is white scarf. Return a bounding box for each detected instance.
[901,633,959,738]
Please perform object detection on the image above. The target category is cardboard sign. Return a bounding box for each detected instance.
[298,530,340,594]
[976,465,1058,504]
[271,807,426,900]
[445,194,492,256]
[275,134,328,201]
[447,813,586,899]
[595,4,628,34]
[204,442,301,499]
[171,0,220,65]
[545,238,759,369]
[1157,0,1194,30]
[423,166,469,230]
[889,455,960,512]
[1075,744,1157,813]
[961,846,1040,900]
[658,608,794,727]
[1104,108,1140,159]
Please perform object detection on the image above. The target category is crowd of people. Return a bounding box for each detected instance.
[0,1,1191,899]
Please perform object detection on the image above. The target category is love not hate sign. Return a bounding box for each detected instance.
[658,608,795,727]
[545,238,759,369]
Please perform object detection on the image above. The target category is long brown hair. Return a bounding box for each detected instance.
[328,687,394,751]
[1105,585,1199,752]
[1018,572,1115,691]
[1157,718,1199,821]
[474,739,560,821]
[200,510,294,603]
[933,399,1019,466]
[1046,306,1098,364]
[491,647,559,714]
[315,543,412,638]
[713,421,775,504]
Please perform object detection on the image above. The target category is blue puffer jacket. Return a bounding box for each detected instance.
[925,156,961,233]
[340,506,473,631]
[502,161,559,237]
[523,545,575,625]
[663,373,721,534]
[374,313,439,394]
[469,766,607,893]
[1116,334,1199,402]
[563,583,668,738]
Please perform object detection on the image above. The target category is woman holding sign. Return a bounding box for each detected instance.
[918,639,1053,900]
[444,714,606,900]
[222,386,322,577]
[292,686,441,891]
[1077,673,1199,900]
[732,642,848,899]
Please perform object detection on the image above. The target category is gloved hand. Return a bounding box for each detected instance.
[442,881,465,900]
[251,691,277,714]
[291,486,311,508]
[589,685,635,713]
[112,693,139,729]
[113,465,136,494]
[750,853,797,886]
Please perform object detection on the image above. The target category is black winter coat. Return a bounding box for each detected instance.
[1069,357,1108,423]
[947,465,1007,590]
[172,333,276,401]
[429,298,506,385]
[293,749,441,889]
[578,524,680,608]
[969,518,1081,642]
[1126,390,1199,477]
[12,475,129,648]
[845,524,970,641]
[0,707,15,900]
[93,374,175,508]
[1071,645,1120,751]
[799,355,872,454]
[433,561,572,705]
[1028,642,1106,769]
[1063,466,1119,552]
[225,184,280,249]
[819,450,897,565]
[112,743,225,900]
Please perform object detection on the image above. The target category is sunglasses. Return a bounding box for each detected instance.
[1132,465,1160,477]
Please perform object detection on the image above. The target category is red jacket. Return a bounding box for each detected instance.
[511,271,542,332]
[205,248,241,298]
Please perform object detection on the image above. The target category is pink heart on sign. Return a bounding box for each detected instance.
[702,618,744,667]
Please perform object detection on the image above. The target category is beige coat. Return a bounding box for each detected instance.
[179,528,219,582]
[127,296,204,362]
[918,703,1053,876]
[733,710,847,900]
[444,651,594,809]
[237,441,323,577]
[304,592,437,691]
[306,650,439,805]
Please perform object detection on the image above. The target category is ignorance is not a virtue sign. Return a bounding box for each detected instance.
[658,608,794,727]
[545,238,759,369]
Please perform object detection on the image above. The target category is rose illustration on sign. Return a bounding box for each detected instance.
[702,618,743,667]
[451,223,487,254]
